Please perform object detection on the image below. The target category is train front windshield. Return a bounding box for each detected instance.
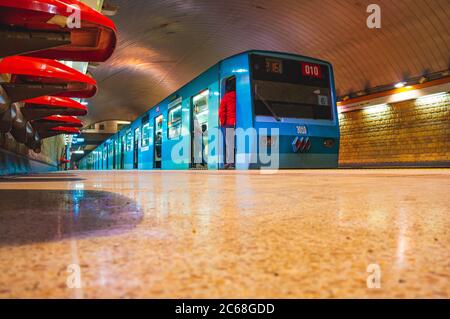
[251,54,333,120]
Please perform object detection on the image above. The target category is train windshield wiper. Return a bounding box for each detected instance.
[254,84,281,122]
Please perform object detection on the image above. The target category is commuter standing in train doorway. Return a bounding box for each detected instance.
[219,77,236,169]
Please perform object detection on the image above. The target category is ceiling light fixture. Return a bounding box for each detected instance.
[394,82,406,88]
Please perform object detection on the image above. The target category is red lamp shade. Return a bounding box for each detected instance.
[42,115,82,126]
[22,96,87,120]
[60,158,71,164]
[0,0,117,62]
[32,115,83,132]
[39,125,80,138]
[52,126,80,133]
[0,56,97,101]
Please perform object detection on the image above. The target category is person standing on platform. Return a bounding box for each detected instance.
[219,77,236,169]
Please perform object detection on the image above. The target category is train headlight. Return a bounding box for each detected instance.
[323,138,335,148]
[261,136,277,147]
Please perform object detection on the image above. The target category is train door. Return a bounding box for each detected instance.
[117,140,120,169]
[108,144,113,169]
[120,136,125,169]
[109,144,113,169]
[105,146,108,169]
[220,76,237,168]
[140,116,151,169]
[153,115,163,168]
[101,149,104,170]
[191,90,209,169]
[113,140,117,169]
[133,127,139,169]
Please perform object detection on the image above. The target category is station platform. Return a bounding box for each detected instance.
[0,169,448,298]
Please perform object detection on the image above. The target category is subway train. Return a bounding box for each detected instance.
[79,50,340,170]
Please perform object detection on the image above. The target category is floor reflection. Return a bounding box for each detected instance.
[0,189,143,247]
[0,178,85,183]
[0,170,448,298]
[0,174,84,183]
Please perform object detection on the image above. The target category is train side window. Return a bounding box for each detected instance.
[168,104,182,139]
[126,131,133,151]
[142,122,150,147]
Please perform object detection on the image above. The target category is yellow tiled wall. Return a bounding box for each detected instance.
[339,93,450,167]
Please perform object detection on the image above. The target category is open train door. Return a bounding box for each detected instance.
[120,135,125,169]
[133,127,139,169]
[190,90,210,169]
[153,114,163,169]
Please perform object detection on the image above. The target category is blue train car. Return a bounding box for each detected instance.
[79,50,340,170]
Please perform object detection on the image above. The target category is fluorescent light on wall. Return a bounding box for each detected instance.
[387,90,420,103]
[416,92,448,104]
[362,104,389,114]
[394,82,406,88]
[340,82,449,113]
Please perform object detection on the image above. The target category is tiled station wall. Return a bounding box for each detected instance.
[0,133,65,175]
[339,92,450,167]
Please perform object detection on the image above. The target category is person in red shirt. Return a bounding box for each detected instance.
[219,77,236,168]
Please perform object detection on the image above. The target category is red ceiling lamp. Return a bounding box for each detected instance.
[31,115,83,139]
[32,115,82,143]
[40,125,80,138]
[22,96,88,120]
[60,157,71,164]
[15,117,82,152]
[0,0,117,61]
[32,115,83,132]
[0,56,97,102]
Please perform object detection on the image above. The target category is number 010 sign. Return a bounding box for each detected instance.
[302,62,322,79]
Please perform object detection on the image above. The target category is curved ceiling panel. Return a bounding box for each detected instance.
[87,0,450,125]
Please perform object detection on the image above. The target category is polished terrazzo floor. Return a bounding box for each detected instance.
[0,169,449,298]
